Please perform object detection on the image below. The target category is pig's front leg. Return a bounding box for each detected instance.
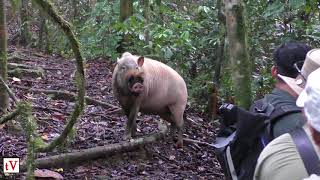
[124,101,140,140]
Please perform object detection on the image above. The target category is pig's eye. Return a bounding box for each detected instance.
[128,76,134,83]
[135,66,139,70]
[121,66,126,70]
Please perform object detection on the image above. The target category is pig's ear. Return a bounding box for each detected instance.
[137,57,144,67]
[116,57,120,64]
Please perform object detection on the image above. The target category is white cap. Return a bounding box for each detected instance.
[296,68,320,132]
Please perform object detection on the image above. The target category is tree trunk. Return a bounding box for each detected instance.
[20,0,31,46]
[120,0,133,22]
[224,0,252,109]
[143,0,150,46]
[0,0,8,112]
[213,0,226,86]
[38,11,45,49]
[155,0,163,23]
[118,0,133,53]
[71,0,78,20]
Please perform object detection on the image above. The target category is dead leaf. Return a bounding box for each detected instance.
[41,134,49,141]
[169,155,175,160]
[34,169,63,179]
[54,168,64,173]
[52,112,65,121]
[12,77,21,82]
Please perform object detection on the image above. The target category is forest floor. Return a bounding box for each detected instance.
[0,47,223,180]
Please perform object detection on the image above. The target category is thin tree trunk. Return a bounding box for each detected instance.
[71,0,78,20]
[20,0,31,46]
[0,0,8,112]
[44,20,52,53]
[224,0,252,109]
[38,11,45,49]
[214,0,226,86]
[120,0,133,22]
[143,0,150,46]
[118,0,133,53]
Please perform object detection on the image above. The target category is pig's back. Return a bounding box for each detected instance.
[139,58,187,112]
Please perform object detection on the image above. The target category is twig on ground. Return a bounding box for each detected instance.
[183,138,215,148]
[32,105,70,115]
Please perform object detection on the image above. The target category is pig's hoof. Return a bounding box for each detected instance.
[176,141,183,149]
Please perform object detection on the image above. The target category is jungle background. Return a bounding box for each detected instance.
[0,0,320,179]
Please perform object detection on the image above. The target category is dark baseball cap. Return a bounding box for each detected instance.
[273,42,312,78]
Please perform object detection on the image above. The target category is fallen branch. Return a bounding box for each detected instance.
[0,76,18,103]
[8,54,34,62]
[183,138,215,148]
[0,106,20,124]
[21,123,168,171]
[32,105,70,115]
[8,62,38,70]
[8,68,44,78]
[13,85,119,110]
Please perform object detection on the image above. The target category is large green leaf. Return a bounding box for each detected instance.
[289,0,306,9]
[263,1,284,18]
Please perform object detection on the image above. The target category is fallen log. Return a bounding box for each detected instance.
[21,122,168,171]
[13,85,120,110]
[8,68,44,78]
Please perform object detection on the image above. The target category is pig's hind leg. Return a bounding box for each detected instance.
[168,105,185,148]
[160,111,176,140]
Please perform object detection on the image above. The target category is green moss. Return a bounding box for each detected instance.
[18,102,37,180]
[227,2,252,109]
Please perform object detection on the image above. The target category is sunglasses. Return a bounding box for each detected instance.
[293,61,307,81]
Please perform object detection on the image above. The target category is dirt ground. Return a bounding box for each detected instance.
[0,48,223,179]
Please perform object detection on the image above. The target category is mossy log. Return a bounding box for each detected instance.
[21,123,168,171]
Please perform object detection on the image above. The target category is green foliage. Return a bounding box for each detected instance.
[9,0,21,15]
[28,0,320,112]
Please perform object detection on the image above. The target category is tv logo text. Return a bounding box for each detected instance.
[3,158,19,173]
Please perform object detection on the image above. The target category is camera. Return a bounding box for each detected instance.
[219,103,238,126]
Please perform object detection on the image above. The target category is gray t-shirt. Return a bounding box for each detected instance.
[254,126,320,180]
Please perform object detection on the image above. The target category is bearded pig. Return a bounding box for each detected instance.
[112,52,188,147]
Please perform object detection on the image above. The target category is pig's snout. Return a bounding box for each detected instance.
[127,74,144,95]
[131,83,144,94]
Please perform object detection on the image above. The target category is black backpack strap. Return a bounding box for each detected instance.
[251,98,302,140]
[291,128,320,175]
[267,105,301,139]
[269,105,301,122]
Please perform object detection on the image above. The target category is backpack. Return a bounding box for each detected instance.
[213,99,302,180]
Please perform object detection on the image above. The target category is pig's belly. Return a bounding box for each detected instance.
[139,98,170,115]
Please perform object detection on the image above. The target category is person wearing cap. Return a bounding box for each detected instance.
[251,42,311,138]
[254,51,320,180]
